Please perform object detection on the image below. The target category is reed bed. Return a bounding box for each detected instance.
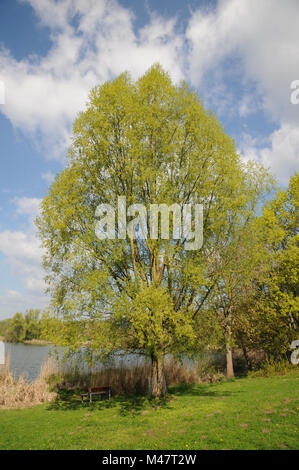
[0,350,224,408]
[43,356,224,396]
[0,354,56,409]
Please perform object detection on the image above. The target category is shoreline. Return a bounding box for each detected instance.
[0,336,52,346]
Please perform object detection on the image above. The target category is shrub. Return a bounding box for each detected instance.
[248,357,297,377]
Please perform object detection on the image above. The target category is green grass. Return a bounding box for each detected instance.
[0,372,298,450]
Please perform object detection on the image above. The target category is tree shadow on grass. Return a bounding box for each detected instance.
[46,389,88,411]
[46,383,239,413]
[169,382,241,398]
[46,389,171,415]
[115,394,171,416]
[46,389,117,411]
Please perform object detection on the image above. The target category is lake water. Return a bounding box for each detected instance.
[0,341,221,383]
[2,342,52,382]
[0,342,150,383]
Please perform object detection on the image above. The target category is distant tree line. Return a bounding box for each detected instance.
[0,309,44,343]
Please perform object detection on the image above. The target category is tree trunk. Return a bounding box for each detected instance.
[226,344,234,378]
[150,354,166,398]
[225,312,234,379]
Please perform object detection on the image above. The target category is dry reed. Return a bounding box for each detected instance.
[0,353,56,409]
[0,350,224,408]
[43,356,224,396]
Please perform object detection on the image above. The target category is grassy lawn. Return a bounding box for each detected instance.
[0,373,298,450]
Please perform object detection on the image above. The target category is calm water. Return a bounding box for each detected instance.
[1,342,148,383]
[0,341,220,383]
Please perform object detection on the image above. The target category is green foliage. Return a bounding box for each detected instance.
[36,64,273,379]
[6,313,26,343]
[1,310,43,343]
[209,190,273,350]
[248,358,297,377]
[24,309,43,340]
[0,318,12,338]
[242,173,299,358]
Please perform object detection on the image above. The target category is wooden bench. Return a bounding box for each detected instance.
[81,386,111,403]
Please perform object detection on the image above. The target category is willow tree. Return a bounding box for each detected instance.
[37,64,263,397]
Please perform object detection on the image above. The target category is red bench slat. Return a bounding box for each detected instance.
[84,387,110,393]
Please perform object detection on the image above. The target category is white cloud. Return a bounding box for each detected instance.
[0,198,48,318]
[238,133,261,165]
[187,0,299,122]
[239,123,299,185]
[238,94,259,118]
[0,229,44,291]
[187,0,299,184]
[0,229,41,265]
[14,197,41,219]
[0,0,298,184]
[0,0,185,159]
[41,171,55,184]
[0,289,48,319]
[259,124,299,185]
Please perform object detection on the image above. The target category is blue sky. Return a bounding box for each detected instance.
[0,0,298,319]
